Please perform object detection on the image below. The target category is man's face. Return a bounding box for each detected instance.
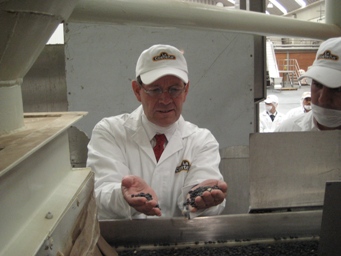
[311,80,341,110]
[265,103,276,113]
[132,75,189,127]
[302,97,311,107]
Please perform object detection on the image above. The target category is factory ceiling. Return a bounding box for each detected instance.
[185,0,325,18]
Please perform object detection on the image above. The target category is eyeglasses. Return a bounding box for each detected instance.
[140,83,187,98]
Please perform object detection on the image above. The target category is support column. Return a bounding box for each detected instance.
[325,0,341,26]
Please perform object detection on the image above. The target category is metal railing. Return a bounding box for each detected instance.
[269,37,322,50]
[278,59,302,88]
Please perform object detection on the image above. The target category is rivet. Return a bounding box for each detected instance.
[45,212,53,219]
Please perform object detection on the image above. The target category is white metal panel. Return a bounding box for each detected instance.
[249,131,341,210]
[219,146,250,214]
[0,112,91,255]
[319,181,341,256]
[36,170,95,255]
[65,23,254,148]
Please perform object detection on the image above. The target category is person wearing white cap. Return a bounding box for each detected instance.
[259,94,285,132]
[87,44,227,220]
[285,91,312,120]
[276,37,341,132]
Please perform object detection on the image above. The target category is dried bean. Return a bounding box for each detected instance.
[118,240,319,256]
[131,193,160,209]
[183,185,222,208]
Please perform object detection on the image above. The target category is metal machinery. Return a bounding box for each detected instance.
[99,131,341,255]
[0,113,94,255]
[1,0,341,255]
[0,0,96,255]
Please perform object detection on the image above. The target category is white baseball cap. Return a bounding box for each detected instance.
[264,94,279,104]
[136,44,188,85]
[299,37,341,88]
[301,91,311,99]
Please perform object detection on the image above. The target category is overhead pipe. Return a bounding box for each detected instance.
[0,0,80,135]
[70,0,341,40]
[1,0,340,135]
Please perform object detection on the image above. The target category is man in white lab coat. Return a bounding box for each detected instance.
[259,94,285,132]
[87,44,227,220]
[276,37,341,132]
[285,91,311,120]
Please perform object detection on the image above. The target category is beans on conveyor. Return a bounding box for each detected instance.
[117,240,319,256]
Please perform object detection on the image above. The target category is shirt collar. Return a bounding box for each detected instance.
[141,113,178,142]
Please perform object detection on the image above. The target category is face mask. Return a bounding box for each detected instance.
[312,103,341,128]
[265,105,272,112]
[304,105,311,111]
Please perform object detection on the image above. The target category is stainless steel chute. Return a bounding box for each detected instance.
[100,211,321,247]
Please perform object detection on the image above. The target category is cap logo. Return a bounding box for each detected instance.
[317,50,339,61]
[153,52,176,62]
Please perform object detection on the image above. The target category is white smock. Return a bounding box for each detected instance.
[259,111,286,132]
[285,106,305,120]
[275,111,319,132]
[87,105,225,220]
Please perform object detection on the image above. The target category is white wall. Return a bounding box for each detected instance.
[65,23,255,149]
[284,2,325,22]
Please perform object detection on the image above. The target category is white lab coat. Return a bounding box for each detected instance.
[259,111,285,132]
[275,111,319,132]
[285,106,305,120]
[87,105,225,220]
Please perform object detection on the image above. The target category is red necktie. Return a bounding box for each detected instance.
[153,134,167,162]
